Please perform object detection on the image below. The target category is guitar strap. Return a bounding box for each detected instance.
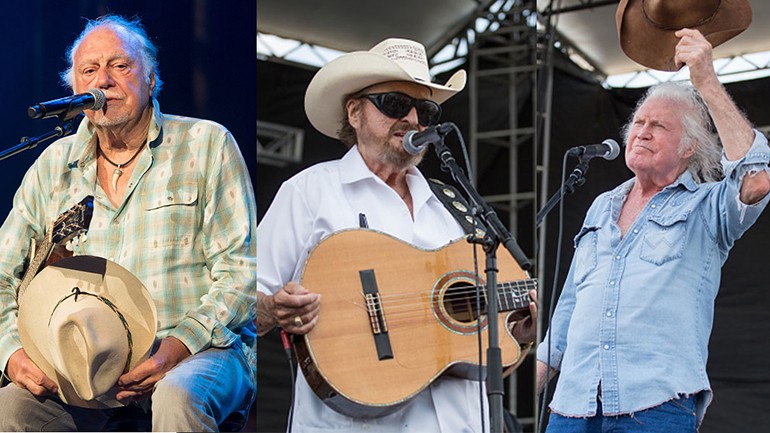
[427,178,488,239]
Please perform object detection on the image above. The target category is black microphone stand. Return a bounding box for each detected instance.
[430,123,531,433]
[0,113,82,162]
[536,156,591,228]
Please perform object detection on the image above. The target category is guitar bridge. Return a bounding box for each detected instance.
[359,269,393,361]
[365,293,388,334]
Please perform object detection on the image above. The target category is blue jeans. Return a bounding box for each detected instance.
[0,341,255,432]
[546,395,697,433]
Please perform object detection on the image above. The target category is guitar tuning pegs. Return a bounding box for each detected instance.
[79,233,87,243]
[65,239,74,252]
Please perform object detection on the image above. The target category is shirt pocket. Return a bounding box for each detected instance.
[572,225,599,285]
[639,212,689,266]
[142,183,199,248]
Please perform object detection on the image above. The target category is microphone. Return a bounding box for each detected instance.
[28,89,106,121]
[402,123,453,155]
[566,139,621,160]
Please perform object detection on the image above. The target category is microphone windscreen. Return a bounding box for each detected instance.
[602,139,621,160]
[87,89,106,111]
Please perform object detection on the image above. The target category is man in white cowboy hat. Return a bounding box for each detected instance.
[257,37,538,432]
[0,14,256,432]
[537,2,770,432]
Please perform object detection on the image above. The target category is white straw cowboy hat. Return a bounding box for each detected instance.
[304,37,467,139]
[617,0,752,71]
[18,256,157,409]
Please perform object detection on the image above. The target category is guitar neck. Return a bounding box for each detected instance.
[486,279,536,313]
[16,235,55,301]
[14,195,94,302]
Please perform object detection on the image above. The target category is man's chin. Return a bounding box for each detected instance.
[91,113,130,128]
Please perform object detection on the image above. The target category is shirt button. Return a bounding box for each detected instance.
[610,281,615,285]
[651,204,657,209]
[615,255,621,260]
[604,344,610,350]
[606,310,612,317]
[633,229,639,234]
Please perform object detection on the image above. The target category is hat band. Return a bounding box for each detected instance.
[642,0,721,31]
[48,287,134,375]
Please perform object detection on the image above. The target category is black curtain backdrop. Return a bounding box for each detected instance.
[0,1,256,430]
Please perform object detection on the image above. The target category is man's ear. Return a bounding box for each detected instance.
[683,143,697,159]
[346,99,361,129]
[148,71,156,95]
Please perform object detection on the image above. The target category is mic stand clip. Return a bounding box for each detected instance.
[536,155,591,228]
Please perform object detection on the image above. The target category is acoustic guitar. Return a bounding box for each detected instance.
[294,229,536,418]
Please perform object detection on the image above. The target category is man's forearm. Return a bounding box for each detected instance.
[698,78,755,161]
[536,360,558,396]
[256,291,277,336]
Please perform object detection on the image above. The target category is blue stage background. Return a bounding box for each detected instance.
[0,0,256,217]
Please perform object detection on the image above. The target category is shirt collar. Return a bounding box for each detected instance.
[338,145,375,185]
[338,145,434,210]
[615,169,699,199]
[67,98,164,169]
[673,170,698,192]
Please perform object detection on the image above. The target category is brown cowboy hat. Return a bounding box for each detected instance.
[616,0,752,71]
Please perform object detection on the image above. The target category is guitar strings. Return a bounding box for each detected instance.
[347,280,537,320]
[363,279,537,300]
[358,280,537,308]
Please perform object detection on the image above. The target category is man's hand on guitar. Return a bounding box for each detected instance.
[510,289,538,345]
[6,348,57,396]
[268,281,321,335]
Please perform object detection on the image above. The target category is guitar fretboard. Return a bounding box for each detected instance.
[495,279,537,312]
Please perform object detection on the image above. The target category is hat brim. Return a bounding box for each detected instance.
[18,256,158,409]
[305,51,466,139]
[617,0,752,71]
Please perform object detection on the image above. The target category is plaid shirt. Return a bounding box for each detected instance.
[0,100,256,374]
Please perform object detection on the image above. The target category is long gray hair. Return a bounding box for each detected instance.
[622,82,722,183]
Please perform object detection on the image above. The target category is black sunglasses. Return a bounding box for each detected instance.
[362,92,442,127]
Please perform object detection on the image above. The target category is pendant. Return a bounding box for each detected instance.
[111,167,123,191]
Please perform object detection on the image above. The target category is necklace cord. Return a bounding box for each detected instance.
[98,144,144,168]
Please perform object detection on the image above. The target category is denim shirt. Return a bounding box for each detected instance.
[538,131,770,424]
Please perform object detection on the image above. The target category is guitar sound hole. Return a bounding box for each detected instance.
[443,282,486,323]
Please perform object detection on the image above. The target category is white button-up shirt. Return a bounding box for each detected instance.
[258,146,490,432]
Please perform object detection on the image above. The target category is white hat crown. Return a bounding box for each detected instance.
[47,293,131,401]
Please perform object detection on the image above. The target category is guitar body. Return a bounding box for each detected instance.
[295,229,533,418]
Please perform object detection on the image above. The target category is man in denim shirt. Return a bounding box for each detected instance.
[537,29,770,432]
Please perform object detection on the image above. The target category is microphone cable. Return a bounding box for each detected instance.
[536,149,571,433]
[281,330,297,433]
[435,123,487,432]
[471,223,487,433]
